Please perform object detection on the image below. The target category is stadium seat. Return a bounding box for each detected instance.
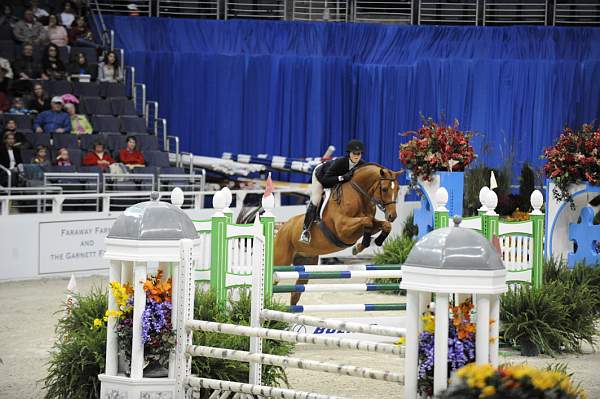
[101,132,127,151]
[133,134,158,151]
[46,80,73,97]
[5,114,34,132]
[78,165,103,174]
[79,134,101,151]
[91,115,120,132]
[73,82,101,98]
[110,98,137,116]
[120,116,147,133]
[81,97,112,116]
[144,150,170,167]
[58,46,69,64]
[44,165,77,173]
[20,149,35,163]
[52,133,79,149]
[133,166,158,175]
[0,40,15,61]
[100,82,128,98]
[31,134,51,148]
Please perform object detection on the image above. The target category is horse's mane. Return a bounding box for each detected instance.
[331,163,392,205]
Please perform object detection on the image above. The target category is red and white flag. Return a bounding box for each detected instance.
[264,172,273,198]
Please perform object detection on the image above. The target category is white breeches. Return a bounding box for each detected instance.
[310,166,324,206]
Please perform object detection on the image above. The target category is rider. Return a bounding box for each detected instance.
[299,139,366,243]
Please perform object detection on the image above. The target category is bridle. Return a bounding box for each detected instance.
[350,172,397,213]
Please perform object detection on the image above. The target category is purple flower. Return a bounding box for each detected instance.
[141,298,173,345]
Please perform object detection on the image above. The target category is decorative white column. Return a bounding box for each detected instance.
[476,294,491,364]
[130,261,147,379]
[105,260,122,376]
[404,289,420,399]
[433,292,449,395]
[489,295,500,367]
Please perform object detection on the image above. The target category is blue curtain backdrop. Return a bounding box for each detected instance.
[105,16,600,176]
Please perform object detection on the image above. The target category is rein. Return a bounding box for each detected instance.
[350,175,396,213]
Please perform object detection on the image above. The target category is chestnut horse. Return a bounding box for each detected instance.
[274,163,403,305]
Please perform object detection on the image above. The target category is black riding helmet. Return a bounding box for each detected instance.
[346,139,365,153]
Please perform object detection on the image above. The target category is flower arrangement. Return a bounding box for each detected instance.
[93,270,175,372]
[439,363,587,399]
[543,124,600,207]
[418,298,476,397]
[399,118,476,187]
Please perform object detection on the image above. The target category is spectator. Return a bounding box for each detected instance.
[56,147,72,166]
[13,8,48,46]
[8,97,34,115]
[31,0,49,20]
[98,50,123,83]
[3,118,27,149]
[119,136,145,168]
[4,119,16,134]
[0,131,22,186]
[28,83,50,113]
[32,144,50,167]
[68,16,96,48]
[60,1,76,28]
[64,102,92,134]
[0,5,17,40]
[34,96,70,134]
[0,57,13,93]
[67,52,95,80]
[83,141,114,171]
[41,44,66,80]
[12,42,42,80]
[46,14,68,48]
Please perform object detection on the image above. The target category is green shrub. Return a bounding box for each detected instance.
[544,257,600,316]
[44,286,295,399]
[372,235,415,294]
[501,279,597,356]
[401,213,419,239]
[463,164,493,216]
[44,286,108,399]
[518,163,536,211]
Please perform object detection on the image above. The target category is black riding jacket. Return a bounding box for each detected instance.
[315,156,366,188]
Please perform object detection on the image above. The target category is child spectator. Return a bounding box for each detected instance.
[119,136,145,168]
[67,52,96,81]
[83,141,114,171]
[32,145,50,167]
[64,102,92,134]
[9,97,34,115]
[56,147,72,166]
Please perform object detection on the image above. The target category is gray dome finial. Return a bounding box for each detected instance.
[452,215,462,227]
[150,191,160,201]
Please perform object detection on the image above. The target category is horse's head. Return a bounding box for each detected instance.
[377,168,403,222]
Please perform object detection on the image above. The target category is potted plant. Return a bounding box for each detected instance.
[399,117,476,188]
[438,363,587,398]
[543,124,600,209]
[94,270,175,377]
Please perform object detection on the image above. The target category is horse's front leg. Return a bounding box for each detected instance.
[372,219,393,247]
[335,216,373,255]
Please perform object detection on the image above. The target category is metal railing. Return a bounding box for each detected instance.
[94,0,152,16]
[293,0,349,21]
[103,173,156,210]
[554,0,600,25]
[354,0,413,23]
[0,188,308,216]
[483,1,548,25]
[43,172,101,211]
[158,0,220,17]
[226,0,287,19]
[419,1,478,24]
[0,186,63,214]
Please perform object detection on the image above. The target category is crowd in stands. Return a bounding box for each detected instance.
[0,2,169,188]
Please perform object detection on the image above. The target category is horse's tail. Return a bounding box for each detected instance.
[236,205,263,224]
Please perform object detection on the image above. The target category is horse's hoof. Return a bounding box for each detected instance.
[352,245,362,255]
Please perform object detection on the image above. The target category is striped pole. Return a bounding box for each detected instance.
[274,270,403,281]
[186,377,346,399]
[186,320,404,356]
[261,309,406,337]
[187,345,405,383]
[273,264,402,272]
[273,283,402,293]
[287,303,407,313]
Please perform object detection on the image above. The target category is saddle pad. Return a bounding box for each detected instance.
[319,188,332,220]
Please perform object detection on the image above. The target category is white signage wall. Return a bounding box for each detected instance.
[38,219,116,274]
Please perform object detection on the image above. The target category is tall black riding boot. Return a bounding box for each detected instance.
[299,203,317,243]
